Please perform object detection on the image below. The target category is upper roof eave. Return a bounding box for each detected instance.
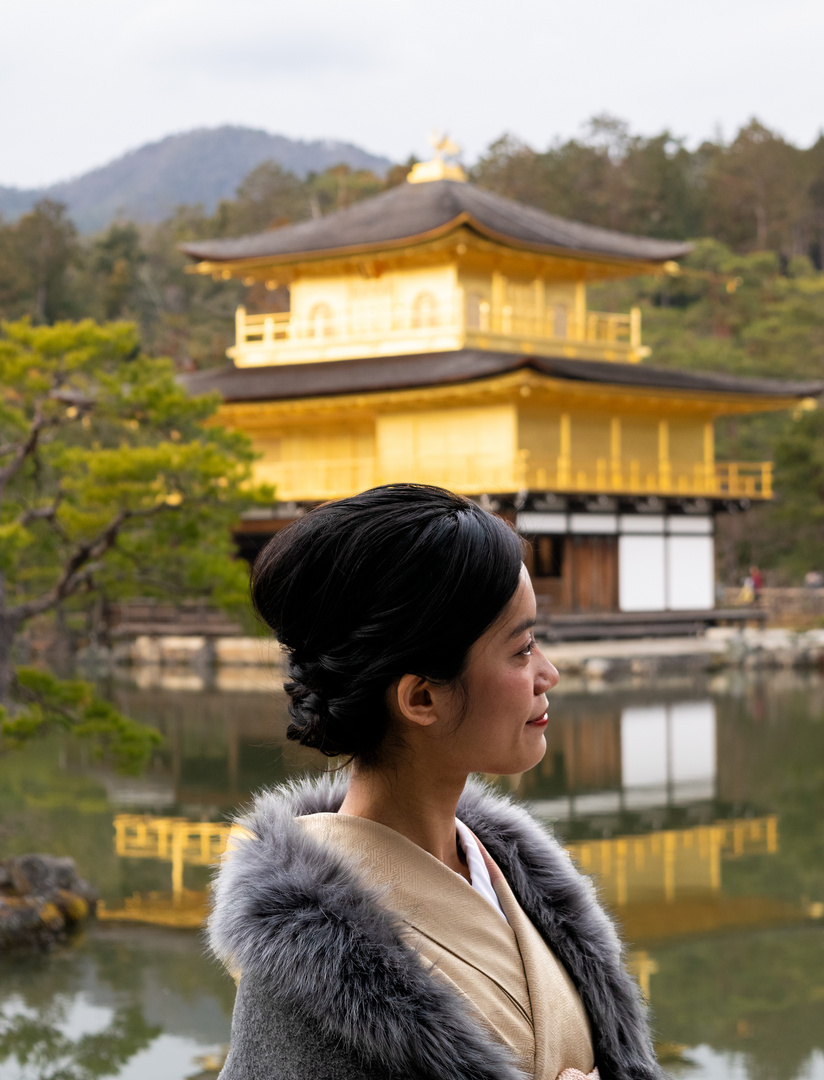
[183,215,688,278]
[178,179,693,270]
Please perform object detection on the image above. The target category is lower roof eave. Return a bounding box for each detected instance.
[184,348,824,408]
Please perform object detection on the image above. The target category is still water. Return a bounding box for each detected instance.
[1,666,823,1080]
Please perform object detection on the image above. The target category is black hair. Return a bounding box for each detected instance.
[251,484,524,762]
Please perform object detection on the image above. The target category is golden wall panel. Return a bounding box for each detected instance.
[570,415,612,480]
[621,418,660,487]
[518,407,562,481]
[377,405,517,492]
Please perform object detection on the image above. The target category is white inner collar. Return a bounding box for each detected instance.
[455,818,508,921]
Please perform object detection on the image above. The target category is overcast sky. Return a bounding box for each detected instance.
[2,0,822,189]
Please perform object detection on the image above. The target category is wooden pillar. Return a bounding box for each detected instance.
[630,306,642,350]
[491,271,506,333]
[558,413,571,487]
[574,281,586,340]
[454,283,466,337]
[533,278,545,336]
[663,833,676,903]
[658,420,671,492]
[171,826,184,901]
[762,462,773,499]
[703,421,715,493]
[610,417,622,489]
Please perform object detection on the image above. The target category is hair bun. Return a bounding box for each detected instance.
[284,657,333,753]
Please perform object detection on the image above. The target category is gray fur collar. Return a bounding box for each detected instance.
[209,774,664,1080]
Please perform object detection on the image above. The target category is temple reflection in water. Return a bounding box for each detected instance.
[96,679,815,1012]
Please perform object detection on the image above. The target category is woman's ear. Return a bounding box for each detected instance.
[392,673,440,728]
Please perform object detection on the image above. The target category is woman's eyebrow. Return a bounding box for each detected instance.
[508,616,536,639]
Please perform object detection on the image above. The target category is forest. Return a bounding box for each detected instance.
[2,115,824,582]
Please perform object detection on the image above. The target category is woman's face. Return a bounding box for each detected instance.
[435,564,559,777]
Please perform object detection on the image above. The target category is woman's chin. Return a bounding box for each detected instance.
[480,738,547,777]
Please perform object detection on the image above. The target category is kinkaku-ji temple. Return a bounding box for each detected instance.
[182,143,823,634]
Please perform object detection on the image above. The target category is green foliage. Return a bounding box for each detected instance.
[0,318,267,614]
[0,318,272,767]
[1,668,162,773]
[0,200,80,324]
[760,410,824,577]
[472,118,704,241]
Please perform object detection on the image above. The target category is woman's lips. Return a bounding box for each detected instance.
[527,712,548,727]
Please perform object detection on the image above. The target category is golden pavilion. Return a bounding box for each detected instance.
[183,150,822,632]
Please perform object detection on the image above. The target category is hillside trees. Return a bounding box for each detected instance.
[472,118,704,240]
[0,201,80,323]
[0,319,269,767]
[473,116,824,260]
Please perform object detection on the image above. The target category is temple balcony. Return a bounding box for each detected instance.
[253,453,773,504]
[229,293,648,368]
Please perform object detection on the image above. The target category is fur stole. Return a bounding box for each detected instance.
[208,774,665,1080]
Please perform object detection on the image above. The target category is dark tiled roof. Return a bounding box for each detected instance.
[184,350,824,404]
[180,180,692,265]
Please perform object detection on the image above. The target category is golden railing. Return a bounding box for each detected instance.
[232,296,644,364]
[256,453,773,503]
[257,454,524,502]
[529,459,773,500]
[468,303,637,347]
[236,301,462,346]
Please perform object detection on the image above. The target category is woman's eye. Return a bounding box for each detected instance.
[520,636,536,656]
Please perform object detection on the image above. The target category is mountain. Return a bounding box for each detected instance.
[0,126,394,233]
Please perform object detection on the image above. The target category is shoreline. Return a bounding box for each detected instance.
[71,625,824,692]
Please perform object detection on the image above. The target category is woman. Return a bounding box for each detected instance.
[209,485,664,1080]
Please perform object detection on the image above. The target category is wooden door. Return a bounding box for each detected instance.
[561,536,618,613]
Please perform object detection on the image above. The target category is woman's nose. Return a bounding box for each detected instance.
[535,647,559,693]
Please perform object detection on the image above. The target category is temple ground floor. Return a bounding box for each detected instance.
[234,492,759,638]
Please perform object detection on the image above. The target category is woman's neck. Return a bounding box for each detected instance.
[337,760,471,881]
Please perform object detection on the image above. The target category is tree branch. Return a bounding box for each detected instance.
[0,404,46,510]
[16,501,60,527]
[8,501,178,623]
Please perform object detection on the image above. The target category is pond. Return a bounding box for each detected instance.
[1,666,823,1080]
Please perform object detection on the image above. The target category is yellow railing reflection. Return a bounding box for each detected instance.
[568,816,778,907]
[101,813,780,929]
[113,815,230,896]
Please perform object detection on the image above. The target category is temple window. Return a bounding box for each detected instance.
[411,291,438,328]
[553,303,569,339]
[307,302,334,338]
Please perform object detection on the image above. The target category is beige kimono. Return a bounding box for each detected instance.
[297,814,596,1080]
